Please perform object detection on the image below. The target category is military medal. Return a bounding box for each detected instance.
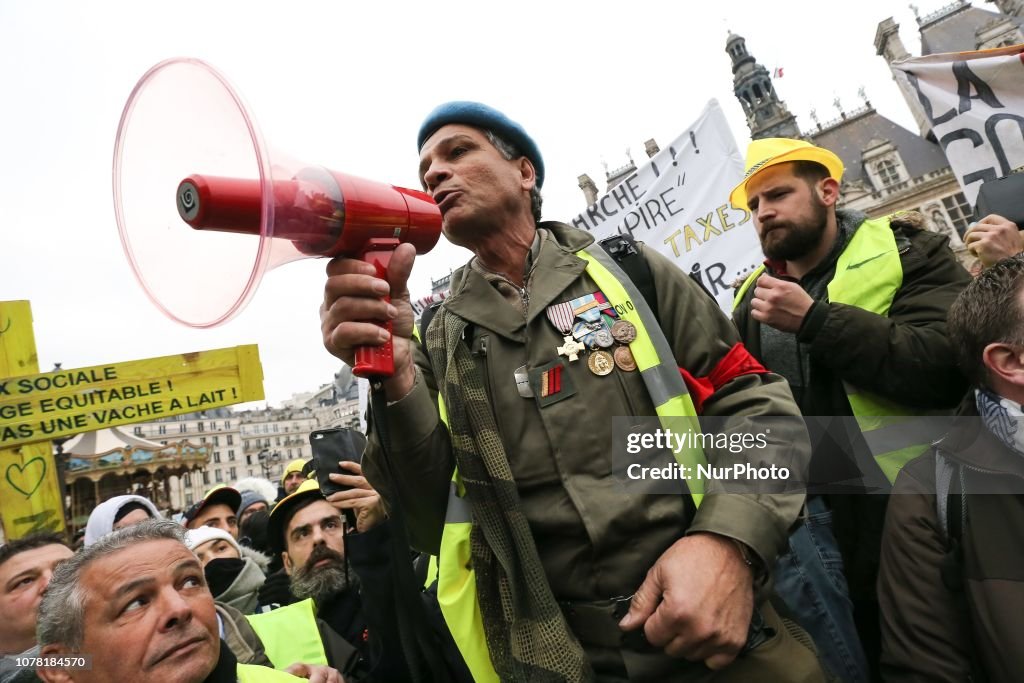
[611,320,637,344]
[572,320,600,341]
[557,336,586,362]
[593,328,614,348]
[594,291,615,314]
[588,350,614,376]
[546,302,575,335]
[613,346,637,372]
[570,293,603,323]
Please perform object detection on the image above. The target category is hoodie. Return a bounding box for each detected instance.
[216,557,269,615]
[83,495,161,546]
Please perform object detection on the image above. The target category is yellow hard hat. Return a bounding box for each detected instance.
[267,479,323,554]
[729,138,844,209]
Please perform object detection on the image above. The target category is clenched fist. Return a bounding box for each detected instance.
[320,242,418,399]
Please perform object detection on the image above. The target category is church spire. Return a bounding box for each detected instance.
[726,32,802,139]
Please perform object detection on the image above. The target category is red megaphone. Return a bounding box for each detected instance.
[113,58,441,378]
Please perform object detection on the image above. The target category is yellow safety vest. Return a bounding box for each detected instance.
[245,598,328,670]
[237,663,306,681]
[432,246,707,681]
[733,215,936,484]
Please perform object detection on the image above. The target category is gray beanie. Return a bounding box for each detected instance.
[238,490,268,516]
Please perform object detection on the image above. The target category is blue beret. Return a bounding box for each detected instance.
[417,101,545,188]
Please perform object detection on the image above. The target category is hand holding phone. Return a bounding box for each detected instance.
[309,428,384,532]
[309,428,367,497]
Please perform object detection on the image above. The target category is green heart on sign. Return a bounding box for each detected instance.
[6,457,47,498]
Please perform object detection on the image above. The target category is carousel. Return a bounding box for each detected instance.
[61,426,209,531]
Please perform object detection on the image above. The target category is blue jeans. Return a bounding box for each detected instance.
[773,496,869,682]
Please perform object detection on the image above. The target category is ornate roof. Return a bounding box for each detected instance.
[810,108,949,186]
[919,1,1024,53]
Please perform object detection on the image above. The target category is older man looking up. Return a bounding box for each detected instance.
[320,102,822,681]
[34,520,332,683]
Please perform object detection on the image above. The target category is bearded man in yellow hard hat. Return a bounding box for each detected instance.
[730,137,971,681]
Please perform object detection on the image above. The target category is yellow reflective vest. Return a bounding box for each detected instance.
[236,663,307,681]
[733,215,937,484]
[245,598,328,670]
[432,246,707,681]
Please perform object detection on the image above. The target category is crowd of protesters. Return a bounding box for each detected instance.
[3,100,1024,683]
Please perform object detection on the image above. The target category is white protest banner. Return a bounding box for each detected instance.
[893,44,1024,206]
[569,99,761,312]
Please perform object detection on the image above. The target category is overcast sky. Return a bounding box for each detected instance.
[0,0,936,407]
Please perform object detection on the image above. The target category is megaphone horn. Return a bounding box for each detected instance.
[113,58,441,378]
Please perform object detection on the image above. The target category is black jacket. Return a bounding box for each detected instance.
[342,520,472,682]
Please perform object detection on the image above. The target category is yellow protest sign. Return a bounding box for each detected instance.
[1,301,66,538]
[0,344,264,449]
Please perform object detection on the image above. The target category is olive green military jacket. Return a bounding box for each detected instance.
[364,222,809,601]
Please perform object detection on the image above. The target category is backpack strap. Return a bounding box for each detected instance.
[597,234,658,317]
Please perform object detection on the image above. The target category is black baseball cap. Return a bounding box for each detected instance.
[183,486,242,528]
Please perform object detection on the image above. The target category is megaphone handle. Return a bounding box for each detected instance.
[353,240,401,378]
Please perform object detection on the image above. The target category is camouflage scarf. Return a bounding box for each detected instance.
[425,306,591,682]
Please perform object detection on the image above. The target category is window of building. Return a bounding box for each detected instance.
[942,192,974,236]
[213,436,220,446]
[276,437,282,446]
[225,420,231,429]
[198,422,205,432]
[876,159,900,187]
[227,435,234,445]
[184,473,191,487]
[228,450,235,461]
[201,436,207,444]
[134,426,143,436]
[214,452,221,463]
[246,454,252,465]
[248,468,255,477]
[180,424,187,433]
[229,467,237,479]
[210,421,217,431]
[186,493,194,506]
[215,470,223,483]
[202,471,210,485]
[158,425,166,435]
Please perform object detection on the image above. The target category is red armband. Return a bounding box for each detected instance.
[679,342,769,414]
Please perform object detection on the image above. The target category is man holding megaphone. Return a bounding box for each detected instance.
[321,102,825,682]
